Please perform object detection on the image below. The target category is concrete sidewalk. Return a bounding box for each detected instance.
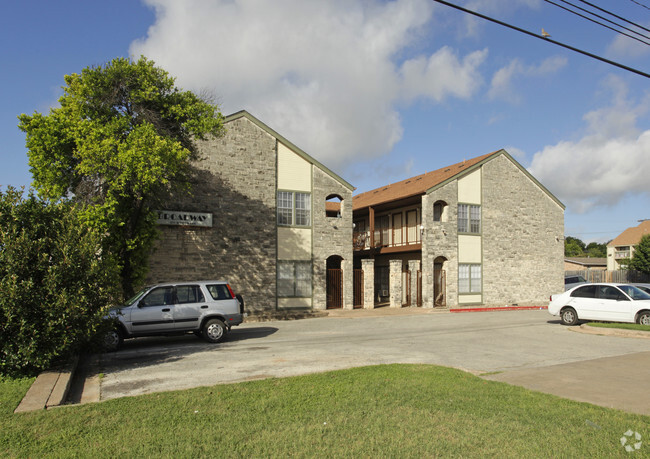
[14,357,78,413]
[482,351,650,416]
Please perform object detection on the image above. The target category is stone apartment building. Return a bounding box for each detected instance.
[146,114,564,313]
[146,111,355,313]
[352,150,565,308]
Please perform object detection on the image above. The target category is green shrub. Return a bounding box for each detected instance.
[0,187,120,376]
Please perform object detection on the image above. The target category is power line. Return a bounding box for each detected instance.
[578,0,650,34]
[544,0,650,44]
[431,0,650,79]
[629,0,650,12]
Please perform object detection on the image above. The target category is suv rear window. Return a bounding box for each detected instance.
[207,284,233,300]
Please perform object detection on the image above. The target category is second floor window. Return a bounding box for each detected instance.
[458,204,481,234]
[278,191,311,226]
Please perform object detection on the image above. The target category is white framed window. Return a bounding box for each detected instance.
[277,191,311,226]
[458,204,481,234]
[459,264,481,294]
[277,261,312,297]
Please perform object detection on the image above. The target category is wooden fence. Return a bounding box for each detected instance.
[565,270,650,283]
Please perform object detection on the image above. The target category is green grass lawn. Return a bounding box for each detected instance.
[586,322,650,332]
[1,365,648,457]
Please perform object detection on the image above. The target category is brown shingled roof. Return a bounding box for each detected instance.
[353,150,500,210]
[608,220,650,247]
[325,201,341,213]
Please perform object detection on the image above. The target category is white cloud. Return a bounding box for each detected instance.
[529,77,650,213]
[400,46,487,102]
[606,27,650,59]
[130,0,488,171]
[488,56,567,103]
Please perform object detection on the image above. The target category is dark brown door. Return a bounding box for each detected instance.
[327,269,343,309]
[353,269,364,309]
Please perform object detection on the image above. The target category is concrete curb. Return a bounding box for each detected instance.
[325,305,547,318]
[571,323,650,339]
[14,355,79,413]
[325,306,450,318]
[450,305,547,313]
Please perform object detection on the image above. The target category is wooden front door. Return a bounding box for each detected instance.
[327,269,343,309]
[353,269,364,309]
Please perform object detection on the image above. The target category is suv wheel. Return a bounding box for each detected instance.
[202,318,226,343]
[104,328,123,352]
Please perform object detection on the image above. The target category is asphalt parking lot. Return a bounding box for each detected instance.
[81,309,650,415]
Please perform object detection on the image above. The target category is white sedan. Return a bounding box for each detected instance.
[548,283,650,326]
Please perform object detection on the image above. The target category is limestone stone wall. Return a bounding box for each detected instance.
[421,181,459,307]
[146,117,278,312]
[481,155,564,305]
[312,168,354,309]
[361,259,375,309]
[389,260,402,308]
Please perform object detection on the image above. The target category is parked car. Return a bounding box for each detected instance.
[104,281,245,350]
[633,283,650,295]
[549,283,650,326]
[564,275,587,291]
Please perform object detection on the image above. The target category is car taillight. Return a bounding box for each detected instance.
[226,284,236,299]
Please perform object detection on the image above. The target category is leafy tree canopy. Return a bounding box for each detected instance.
[19,57,224,298]
[629,234,650,274]
[564,236,607,258]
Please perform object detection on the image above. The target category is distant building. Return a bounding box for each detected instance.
[564,257,606,272]
[607,220,650,270]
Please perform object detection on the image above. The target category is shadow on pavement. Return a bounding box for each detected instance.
[65,326,280,402]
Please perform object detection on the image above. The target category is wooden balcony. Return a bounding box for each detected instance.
[353,231,421,254]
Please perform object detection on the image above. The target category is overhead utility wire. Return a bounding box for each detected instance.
[544,0,650,45]
[629,0,650,12]
[543,0,650,46]
[579,0,650,34]
[431,0,650,79]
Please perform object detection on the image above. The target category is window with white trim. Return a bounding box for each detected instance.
[277,191,311,226]
[277,261,312,297]
[458,204,481,234]
[459,264,481,294]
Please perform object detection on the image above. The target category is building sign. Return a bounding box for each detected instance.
[156,210,213,227]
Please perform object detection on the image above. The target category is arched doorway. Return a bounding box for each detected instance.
[434,256,447,307]
[326,255,343,309]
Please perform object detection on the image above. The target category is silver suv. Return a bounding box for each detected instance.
[104,281,244,350]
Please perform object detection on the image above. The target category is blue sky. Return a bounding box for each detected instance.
[2,0,650,244]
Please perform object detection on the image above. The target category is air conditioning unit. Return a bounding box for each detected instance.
[381,290,389,297]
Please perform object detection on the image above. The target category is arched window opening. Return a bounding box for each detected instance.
[326,194,343,218]
[433,201,448,223]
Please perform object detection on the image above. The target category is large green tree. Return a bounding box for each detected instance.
[564,236,606,258]
[0,187,120,376]
[629,234,650,274]
[19,57,224,298]
[564,236,586,257]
